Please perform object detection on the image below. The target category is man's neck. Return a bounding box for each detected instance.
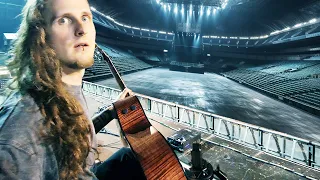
[61,66,85,86]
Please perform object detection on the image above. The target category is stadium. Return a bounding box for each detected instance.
[1,0,320,179]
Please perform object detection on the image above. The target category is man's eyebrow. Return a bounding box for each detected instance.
[83,11,93,17]
[50,11,93,23]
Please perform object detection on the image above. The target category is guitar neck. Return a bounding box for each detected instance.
[95,44,127,91]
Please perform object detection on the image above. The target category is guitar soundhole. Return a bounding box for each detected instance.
[121,109,128,114]
[130,105,136,111]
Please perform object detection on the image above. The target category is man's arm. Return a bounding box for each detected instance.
[92,88,134,134]
[92,106,114,134]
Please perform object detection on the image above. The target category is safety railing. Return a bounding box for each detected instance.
[82,81,320,169]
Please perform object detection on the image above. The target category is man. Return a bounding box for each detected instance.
[0,0,145,179]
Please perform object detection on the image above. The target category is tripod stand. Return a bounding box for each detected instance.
[184,143,228,180]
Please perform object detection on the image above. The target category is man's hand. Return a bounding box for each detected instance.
[116,88,134,100]
[115,88,134,148]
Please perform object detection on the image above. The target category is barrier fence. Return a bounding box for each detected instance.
[82,81,320,169]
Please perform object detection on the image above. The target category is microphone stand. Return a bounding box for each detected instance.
[184,143,228,180]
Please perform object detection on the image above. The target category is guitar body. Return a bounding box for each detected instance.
[113,96,186,180]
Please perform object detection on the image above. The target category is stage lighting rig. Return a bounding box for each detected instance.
[159,0,228,8]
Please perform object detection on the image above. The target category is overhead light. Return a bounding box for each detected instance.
[309,18,317,24]
[90,7,96,11]
[270,30,280,35]
[114,22,123,26]
[222,0,228,9]
[207,54,211,57]
[294,23,303,28]
[106,16,113,21]
[207,7,211,15]
[250,37,259,40]
[239,37,249,39]
[164,49,168,53]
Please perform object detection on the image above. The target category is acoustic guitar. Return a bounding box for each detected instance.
[93,44,187,180]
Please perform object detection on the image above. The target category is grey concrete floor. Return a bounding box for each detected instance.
[97,67,320,142]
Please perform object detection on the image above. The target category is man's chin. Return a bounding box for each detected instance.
[62,58,94,70]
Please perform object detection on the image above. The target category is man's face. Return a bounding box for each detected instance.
[45,0,96,70]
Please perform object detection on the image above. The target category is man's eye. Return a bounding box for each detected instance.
[82,16,89,22]
[58,17,72,25]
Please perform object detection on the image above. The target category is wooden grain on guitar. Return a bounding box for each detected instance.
[113,96,187,180]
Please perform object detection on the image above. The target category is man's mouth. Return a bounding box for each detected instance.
[74,43,89,51]
[74,43,89,48]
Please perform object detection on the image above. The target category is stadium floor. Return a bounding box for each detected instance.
[96,67,320,142]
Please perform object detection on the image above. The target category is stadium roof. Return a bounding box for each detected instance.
[89,0,320,36]
[3,33,17,40]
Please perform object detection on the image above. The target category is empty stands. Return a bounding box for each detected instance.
[222,61,320,109]
[84,43,153,80]
[304,55,320,61]
[292,92,320,107]
[129,49,161,62]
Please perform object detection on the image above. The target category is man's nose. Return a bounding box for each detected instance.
[75,22,87,37]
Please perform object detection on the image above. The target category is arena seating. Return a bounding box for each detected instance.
[259,61,317,74]
[292,92,320,107]
[263,78,320,96]
[128,49,161,62]
[84,43,153,80]
[278,64,320,79]
[222,61,320,107]
[304,55,320,61]
[147,55,160,62]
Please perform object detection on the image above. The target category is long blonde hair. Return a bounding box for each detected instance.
[7,0,92,179]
